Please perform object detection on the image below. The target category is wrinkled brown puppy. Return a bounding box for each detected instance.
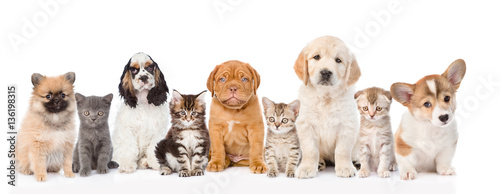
[206,60,267,174]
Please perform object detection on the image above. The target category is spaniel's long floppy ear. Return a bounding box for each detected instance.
[442,59,466,91]
[245,63,261,95]
[346,57,361,87]
[206,65,221,97]
[147,61,169,106]
[118,59,138,108]
[293,49,309,85]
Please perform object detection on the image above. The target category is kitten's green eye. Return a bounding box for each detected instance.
[362,106,368,111]
[269,117,275,122]
[191,112,197,116]
[282,118,288,124]
[84,111,90,116]
[98,111,104,116]
[376,107,382,111]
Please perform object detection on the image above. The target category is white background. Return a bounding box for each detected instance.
[2,0,500,194]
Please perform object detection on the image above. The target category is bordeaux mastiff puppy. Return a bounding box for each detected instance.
[206,60,267,174]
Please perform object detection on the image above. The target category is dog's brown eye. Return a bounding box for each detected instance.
[335,58,342,63]
[269,117,275,122]
[282,118,288,124]
[362,106,368,111]
[424,102,431,108]
[46,94,52,99]
[61,93,66,98]
[219,77,226,83]
[98,111,104,116]
[84,111,90,116]
[242,77,248,82]
[444,96,450,102]
[376,106,382,111]
[313,55,320,60]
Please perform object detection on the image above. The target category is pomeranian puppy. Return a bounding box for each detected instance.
[16,72,77,182]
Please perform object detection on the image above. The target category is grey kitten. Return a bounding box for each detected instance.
[72,93,118,177]
[262,97,301,178]
[354,87,397,178]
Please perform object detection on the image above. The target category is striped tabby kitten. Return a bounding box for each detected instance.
[354,87,397,178]
[155,90,210,177]
[262,97,301,178]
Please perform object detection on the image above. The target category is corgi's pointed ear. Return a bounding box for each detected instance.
[294,48,309,85]
[391,83,414,106]
[442,59,466,90]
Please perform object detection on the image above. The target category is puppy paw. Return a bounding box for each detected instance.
[80,168,91,177]
[147,158,160,171]
[160,166,172,175]
[35,173,47,182]
[191,169,204,176]
[206,160,225,172]
[400,170,417,180]
[138,158,149,169]
[19,168,33,175]
[179,170,190,177]
[97,167,109,174]
[118,164,137,174]
[335,165,356,178]
[358,168,370,178]
[64,171,76,178]
[250,161,268,174]
[108,161,119,169]
[267,168,278,178]
[285,170,295,178]
[437,167,456,176]
[296,164,318,179]
[389,163,398,171]
[318,159,326,171]
[378,170,391,178]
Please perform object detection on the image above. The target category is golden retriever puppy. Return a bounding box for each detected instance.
[206,60,268,174]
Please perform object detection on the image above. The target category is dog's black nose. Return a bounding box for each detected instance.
[320,70,332,80]
[139,76,148,83]
[439,114,449,122]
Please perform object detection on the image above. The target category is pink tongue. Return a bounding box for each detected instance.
[227,154,248,163]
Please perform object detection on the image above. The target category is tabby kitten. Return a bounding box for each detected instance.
[262,97,301,178]
[354,87,397,178]
[155,90,210,177]
[72,93,119,177]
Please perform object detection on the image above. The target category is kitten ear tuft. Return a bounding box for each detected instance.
[171,90,183,103]
[288,100,301,116]
[261,97,274,112]
[75,93,85,103]
[103,93,113,104]
[382,90,392,103]
[31,73,45,86]
[354,90,364,100]
[195,90,207,104]
[64,72,76,84]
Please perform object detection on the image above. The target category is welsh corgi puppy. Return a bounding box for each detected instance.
[390,59,466,180]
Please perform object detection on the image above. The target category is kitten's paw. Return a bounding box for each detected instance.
[72,163,80,173]
[318,159,326,171]
[108,161,119,169]
[206,160,225,172]
[178,170,190,177]
[400,170,417,180]
[335,165,356,178]
[160,166,172,175]
[97,167,109,174]
[389,163,398,171]
[267,168,278,178]
[35,173,47,182]
[191,169,204,176]
[378,170,391,178]
[285,170,295,178]
[437,167,456,176]
[64,171,76,178]
[250,161,268,174]
[296,164,318,179]
[353,161,361,170]
[358,168,370,178]
[118,163,137,173]
[80,168,91,177]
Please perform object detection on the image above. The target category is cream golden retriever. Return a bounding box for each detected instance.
[293,36,361,178]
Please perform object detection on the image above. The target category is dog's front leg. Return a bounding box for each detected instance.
[295,121,320,179]
[146,138,161,170]
[248,123,267,174]
[207,125,226,172]
[334,129,357,178]
[436,142,457,176]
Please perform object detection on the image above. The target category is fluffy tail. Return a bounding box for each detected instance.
[155,139,168,166]
[108,161,119,169]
